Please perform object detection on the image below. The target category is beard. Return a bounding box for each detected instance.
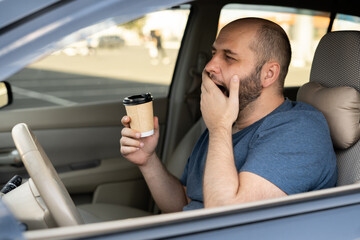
[208,65,263,112]
[237,68,262,112]
[210,66,262,112]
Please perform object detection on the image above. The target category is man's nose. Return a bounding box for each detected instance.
[205,55,220,74]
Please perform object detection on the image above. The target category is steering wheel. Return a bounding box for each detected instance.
[11,123,84,227]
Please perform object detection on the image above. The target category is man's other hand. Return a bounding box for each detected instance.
[120,116,159,166]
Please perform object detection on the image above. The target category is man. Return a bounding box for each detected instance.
[120,17,337,212]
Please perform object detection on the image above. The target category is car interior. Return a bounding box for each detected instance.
[1,0,360,237]
[297,30,360,186]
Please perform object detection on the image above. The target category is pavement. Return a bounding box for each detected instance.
[6,46,176,109]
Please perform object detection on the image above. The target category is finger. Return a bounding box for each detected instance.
[200,84,207,109]
[201,82,206,95]
[201,78,218,96]
[120,136,143,148]
[121,116,131,128]
[202,69,209,81]
[201,72,209,92]
[229,75,240,104]
[201,70,214,92]
[120,145,140,156]
[121,127,141,139]
[154,116,159,132]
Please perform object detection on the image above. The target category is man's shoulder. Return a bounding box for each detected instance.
[278,99,321,115]
[289,100,321,113]
[270,100,326,123]
[259,100,329,135]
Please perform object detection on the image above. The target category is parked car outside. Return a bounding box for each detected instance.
[98,35,125,48]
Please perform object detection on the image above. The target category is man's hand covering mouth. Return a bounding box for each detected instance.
[216,84,229,97]
[208,72,229,97]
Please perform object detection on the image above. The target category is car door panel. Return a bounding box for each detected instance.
[0,98,167,207]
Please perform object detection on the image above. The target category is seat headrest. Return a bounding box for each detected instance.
[297,82,360,150]
[297,31,360,150]
[310,31,360,91]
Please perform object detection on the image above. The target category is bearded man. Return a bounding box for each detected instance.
[120,17,337,212]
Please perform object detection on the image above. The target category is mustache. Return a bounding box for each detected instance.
[208,72,220,83]
[207,72,229,96]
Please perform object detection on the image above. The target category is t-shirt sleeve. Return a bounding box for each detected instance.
[180,158,189,187]
[179,129,209,188]
[240,112,336,194]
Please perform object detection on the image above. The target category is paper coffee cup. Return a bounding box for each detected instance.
[123,93,154,137]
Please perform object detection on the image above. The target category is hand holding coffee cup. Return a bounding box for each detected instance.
[123,93,154,137]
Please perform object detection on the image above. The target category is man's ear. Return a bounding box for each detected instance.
[261,61,280,88]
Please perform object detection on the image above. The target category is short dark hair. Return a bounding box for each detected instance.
[249,19,292,93]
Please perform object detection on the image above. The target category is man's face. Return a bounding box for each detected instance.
[204,25,262,110]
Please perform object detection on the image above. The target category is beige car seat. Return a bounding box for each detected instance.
[297,31,360,186]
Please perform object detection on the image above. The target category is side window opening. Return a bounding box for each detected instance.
[332,14,360,31]
[5,6,190,110]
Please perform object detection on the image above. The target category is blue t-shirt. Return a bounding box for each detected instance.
[180,99,338,211]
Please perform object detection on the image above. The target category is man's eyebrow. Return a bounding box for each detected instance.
[211,46,238,56]
[224,49,238,56]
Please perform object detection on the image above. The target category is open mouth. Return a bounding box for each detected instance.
[208,72,229,97]
[216,84,229,97]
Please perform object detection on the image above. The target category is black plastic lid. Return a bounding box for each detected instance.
[123,93,153,105]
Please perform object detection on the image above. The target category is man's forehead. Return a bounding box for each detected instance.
[213,26,256,50]
[221,22,258,38]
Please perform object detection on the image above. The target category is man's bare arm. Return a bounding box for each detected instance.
[120,116,187,213]
[200,73,286,208]
[139,153,188,213]
[203,127,286,208]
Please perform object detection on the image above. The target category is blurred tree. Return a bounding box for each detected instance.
[121,17,147,37]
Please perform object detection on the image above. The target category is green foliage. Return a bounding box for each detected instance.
[121,17,147,35]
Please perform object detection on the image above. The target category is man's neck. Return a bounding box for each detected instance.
[232,94,285,134]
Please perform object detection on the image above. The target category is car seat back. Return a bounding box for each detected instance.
[297,31,360,186]
[166,118,206,179]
